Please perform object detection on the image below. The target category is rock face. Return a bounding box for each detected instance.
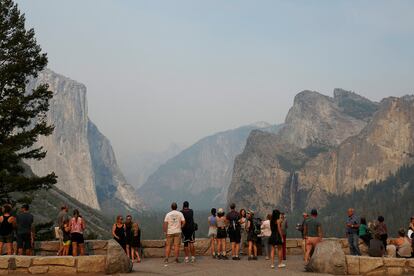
[26,69,142,211]
[307,240,347,275]
[139,122,281,209]
[229,90,414,215]
[88,120,144,213]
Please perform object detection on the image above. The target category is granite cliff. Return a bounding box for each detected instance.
[139,122,281,209]
[226,89,397,214]
[26,69,143,212]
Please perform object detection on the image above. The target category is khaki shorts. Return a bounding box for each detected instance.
[166,233,181,246]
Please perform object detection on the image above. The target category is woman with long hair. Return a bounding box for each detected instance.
[112,215,126,252]
[208,208,218,258]
[269,209,285,269]
[125,215,133,258]
[246,210,258,260]
[70,209,86,256]
[131,222,141,263]
[0,204,16,255]
[216,208,228,259]
[239,209,247,255]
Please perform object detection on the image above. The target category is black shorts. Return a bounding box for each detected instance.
[217,228,227,239]
[17,233,32,249]
[228,228,241,243]
[182,230,195,247]
[71,232,84,244]
[0,234,13,243]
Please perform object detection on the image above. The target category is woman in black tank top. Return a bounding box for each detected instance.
[0,204,16,255]
[112,215,126,251]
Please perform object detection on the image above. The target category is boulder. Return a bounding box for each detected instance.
[307,240,347,275]
[76,255,106,273]
[105,239,132,274]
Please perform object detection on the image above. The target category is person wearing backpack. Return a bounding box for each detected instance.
[246,210,259,260]
[226,203,241,260]
[181,201,196,263]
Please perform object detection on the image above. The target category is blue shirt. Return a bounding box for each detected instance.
[346,214,359,234]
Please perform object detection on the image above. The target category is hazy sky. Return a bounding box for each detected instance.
[16,0,414,162]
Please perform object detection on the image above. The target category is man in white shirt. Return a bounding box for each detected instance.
[163,202,185,263]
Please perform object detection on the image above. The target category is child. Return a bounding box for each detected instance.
[61,219,71,256]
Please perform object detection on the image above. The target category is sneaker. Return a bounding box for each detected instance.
[184,257,189,263]
[278,263,286,268]
[217,254,222,260]
[271,264,275,269]
[175,258,180,264]
[164,258,168,264]
[232,256,236,260]
[191,256,195,263]
[253,256,258,260]
[235,256,241,260]
[222,255,228,260]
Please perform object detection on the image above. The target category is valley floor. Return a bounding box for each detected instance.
[123,255,331,276]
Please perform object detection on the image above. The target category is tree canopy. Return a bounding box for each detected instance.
[0,0,57,204]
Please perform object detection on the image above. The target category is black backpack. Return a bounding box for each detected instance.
[253,218,262,235]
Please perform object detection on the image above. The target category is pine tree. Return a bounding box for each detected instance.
[0,0,57,204]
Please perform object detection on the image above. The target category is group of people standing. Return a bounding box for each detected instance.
[162,201,288,269]
[296,208,414,264]
[112,214,141,263]
[0,204,34,256]
[55,206,86,256]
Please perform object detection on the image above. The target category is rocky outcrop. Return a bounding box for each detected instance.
[139,122,281,209]
[228,90,414,214]
[25,69,99,209]
[88,120,144,213]
[26,69,142,211]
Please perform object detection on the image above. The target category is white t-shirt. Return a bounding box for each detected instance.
[164,210,185,235]
[408,229,413,239]
[261,219,271,237]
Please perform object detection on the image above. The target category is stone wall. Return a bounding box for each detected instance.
[0,240,131,274]
[346,255,414,275]
[140,238,358,258]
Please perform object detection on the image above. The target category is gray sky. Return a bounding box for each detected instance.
[16,0,414,162]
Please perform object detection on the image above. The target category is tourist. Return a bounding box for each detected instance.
[181,201,196,263]
[16,204,34,256]
[281,212,288,260]
[296,212,308,260]
[208,208,218,258]
[304,209,322,264]
[216,208,228,260]
[359,217,371,246]
[70,209,86,256]
[375,216,388,249]
[246,210,258,260]
[239,209,247,255]
[346,208,361,256]
[61,218,71,256]
[269,209,285,269]
[125,215,133,258]
[226,203,241,260]
[163,202,185,264]
[112,215,126,251]
[260,214,272,260]
[368,233,384,257]
[0,204,16,255]
[387,228,412,258]
[131,222,141,263]
[56,205,69,256]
